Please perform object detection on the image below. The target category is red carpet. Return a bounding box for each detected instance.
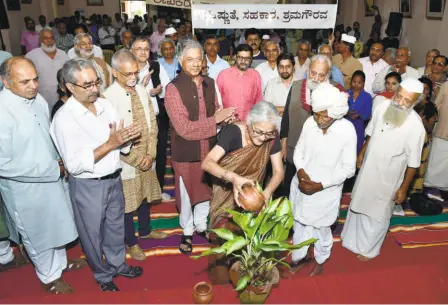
[1,237,447,304]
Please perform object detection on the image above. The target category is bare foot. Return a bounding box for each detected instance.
[308,263,324,276]
[357,254,372,261]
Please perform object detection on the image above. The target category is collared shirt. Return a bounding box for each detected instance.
[291,117,357,227]
[138,61,171,115]
[56,33,74,53]
[206,55,230,80]
[50,96,130,179]
[332,54,363,90]
[21,31,40,53]
[372,65,420,94]
[159,57,180,81]
[98,27,116,45]
[294,57,310,81]
[359,56,389,96]
[264,76,292,107]
[0,51,12,90]
[35,24,52,33]
[216,66,262,121]
[255,61,278,93]
[434,82,448,140]
[149,31,165,54]
[67,45,104,59]
[25,48,69,110]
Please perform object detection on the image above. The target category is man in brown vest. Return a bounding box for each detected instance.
[165,40,235,255]
[280,55,345,197]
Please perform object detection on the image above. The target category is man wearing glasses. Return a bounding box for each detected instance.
[217,44,263,121]
[51,58,143,292]
[423,55,448,99]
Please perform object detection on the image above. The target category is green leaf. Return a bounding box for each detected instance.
[261,240,281,246]
[257,244,289,252]
[287,238,318,250]
[210,228,235,241]
[260,218,277,235]
[235,275,251,291]
[225,209,253,232]
[190,247,226,259]
[276,198,292,218]
[226,236,249,255]
[255,181,263,193]
[265,197,282,214]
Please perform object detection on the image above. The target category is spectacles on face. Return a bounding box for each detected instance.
[132,48,150,53]
[70,78,103,91]
[432,61,445,67]
[115,69,140,78]
[251,124,276,139]
[236,56,252,62]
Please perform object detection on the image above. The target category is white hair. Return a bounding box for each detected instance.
[61,58,97,84]
[179,40,203,63]
[158,38,175,56]
[111,49,137,70]
[399,46,411,56]
[318,44,332,55]
[74,33,93,45]
[310,54,332,78]
[246,101,281,131]
[263,41,280,53]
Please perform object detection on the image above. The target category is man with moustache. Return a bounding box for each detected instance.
[294,40,311,81]
[244,28,266,68]
[51,58,143,291]
[290,83,356,276]
[204,34,230,80]
[317,44,344,87]
[25,29,69,110]
[359,41,388,96]
[280,55,345,197]
[67,25,104,60]
[372,47,419,93]
[0,57,80,293]
[341,78,426,261]
[73,33,113,93]
[165,40,235,254]
[256,41,281,93]
[21,18,40,54]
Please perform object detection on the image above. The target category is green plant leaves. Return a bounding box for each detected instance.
[190,247,226,259]
[210,228,235,241]
[235,275,251,291]
[225,209,253,232]
[223,236,249,255]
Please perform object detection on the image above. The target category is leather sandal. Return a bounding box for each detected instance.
[127,244,146,261]
[63,259,88,272]
[139,230,169,239]
[179,235,193,255]
[42,278,74,294]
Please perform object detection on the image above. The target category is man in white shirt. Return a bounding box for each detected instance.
[372,47,419,93]
[341,78,426,261]
[358,41,388,96]
[204,34,230,80]
[51,58,143,292]
[35,15,51,33]
[294,39,311,81]
[131,37,171,201]
[25,29,69,110]
[98,18,116,51]
[264,52,295,115]
[290,83,356,276]
[256,41,280,93]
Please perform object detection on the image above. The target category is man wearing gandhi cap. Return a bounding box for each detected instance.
[342,78,426,261]
[289,83,357,276]
[332,34,363,90]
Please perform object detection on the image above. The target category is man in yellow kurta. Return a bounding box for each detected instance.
[104,49,167,262]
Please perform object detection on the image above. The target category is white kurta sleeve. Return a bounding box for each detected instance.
[405,123,426,168]
[372,66,389,94]
[320,123,357,188]
[158,64,171,98]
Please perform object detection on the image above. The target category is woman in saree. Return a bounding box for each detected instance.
[202,101,285,230]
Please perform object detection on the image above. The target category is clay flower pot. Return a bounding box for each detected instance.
[238,183,264,212]
[193,282,213,304]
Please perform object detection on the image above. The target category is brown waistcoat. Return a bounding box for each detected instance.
[170,72,216,162]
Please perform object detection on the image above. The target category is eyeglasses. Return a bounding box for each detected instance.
[251,124,276,139]
[70,79,103,91]
[132,48,150,53]
[115,69,140,78]
[432,61,445,67]
[236,56,252,62]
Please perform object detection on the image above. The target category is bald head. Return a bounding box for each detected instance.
[0,57,39,99]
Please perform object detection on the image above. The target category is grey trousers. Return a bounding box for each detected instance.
[68,175,128,284]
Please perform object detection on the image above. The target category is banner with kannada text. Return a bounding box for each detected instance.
[146,0,191,9]
[191,4,337,29]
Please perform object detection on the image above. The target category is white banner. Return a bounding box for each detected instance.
[192,4,337,29]
[146,0,191,9]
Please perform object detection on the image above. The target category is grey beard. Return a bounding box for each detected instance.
[306,78,329,91]
[383,103,412,127]
[41,43,57,53]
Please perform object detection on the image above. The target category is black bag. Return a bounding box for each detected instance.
[409,193,443,216]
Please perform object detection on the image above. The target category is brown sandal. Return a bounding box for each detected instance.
[128,244,146,261]
[64,259,88,272]
[42,278,74,294]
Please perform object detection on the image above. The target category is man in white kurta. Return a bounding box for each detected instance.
[0,57,78,293]
[290,83,356,276]
[342,78,426,260]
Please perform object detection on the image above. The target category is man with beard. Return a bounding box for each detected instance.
[372,47,419,93]
[244,28,266,68]
[21,18,40,54]
[217,44,262,121]
[290,83,356,276]
[51,58,143,291]
[359,42,388,96]
[317,44,344,87]
[264,52,295,115]
[165,40,235,254]
[256,41,281,93]
[73,33,113,93]
[204,34,230,80]
[25,29,69,110]
[280,55,345,197]
[67,25,104,59]
[0,57,81,293]
[332,34,363,90]
[341,78,426,261]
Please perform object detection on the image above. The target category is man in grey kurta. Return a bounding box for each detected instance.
[0,57,78,294]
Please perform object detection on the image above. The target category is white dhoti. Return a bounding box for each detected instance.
[424,137,448,191]
[292,221,333,264]
[179,176,210,236]
[14,212,67,284]
[341,208,392,259]
[0,240,13,265]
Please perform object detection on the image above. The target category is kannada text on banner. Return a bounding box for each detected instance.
[146,0,191,9]
[192,4,338,29]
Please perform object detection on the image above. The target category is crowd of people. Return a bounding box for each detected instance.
[0,9,447,295]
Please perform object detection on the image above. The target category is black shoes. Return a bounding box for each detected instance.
[100,281,120,292]
[116,266,143,278]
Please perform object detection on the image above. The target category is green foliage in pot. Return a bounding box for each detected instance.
[192,197,317,291]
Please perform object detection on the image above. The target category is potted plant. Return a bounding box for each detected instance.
[192,196,316,304]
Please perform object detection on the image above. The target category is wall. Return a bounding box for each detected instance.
[336,0,448,67]
[55,0,120,18]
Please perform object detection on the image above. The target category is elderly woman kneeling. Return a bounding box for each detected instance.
[202,101,285,229]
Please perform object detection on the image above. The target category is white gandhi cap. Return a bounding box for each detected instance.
[400,78,424,94]
[341,33,356,44]
[165,27,177,36]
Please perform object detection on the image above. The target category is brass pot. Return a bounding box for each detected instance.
[193,282,213,304]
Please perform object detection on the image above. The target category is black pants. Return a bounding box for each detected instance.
[101,44,115,51]
[124,201,151,247]
[156,101,170,190]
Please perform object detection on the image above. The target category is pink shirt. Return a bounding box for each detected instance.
[150,31,165,54]
[217,66,262,121]
[21,31,40,53]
